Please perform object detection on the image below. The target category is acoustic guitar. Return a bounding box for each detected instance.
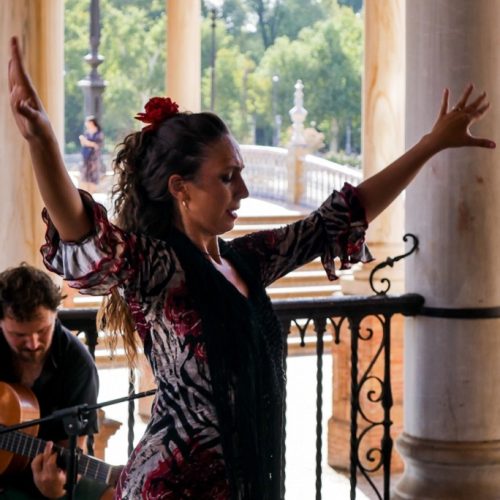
[0,381,122,487]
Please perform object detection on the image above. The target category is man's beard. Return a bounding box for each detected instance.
[18,348,45,363]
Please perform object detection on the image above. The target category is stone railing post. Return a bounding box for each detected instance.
[287,80,308,204]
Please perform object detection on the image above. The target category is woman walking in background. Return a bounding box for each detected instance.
[79,115,104,193]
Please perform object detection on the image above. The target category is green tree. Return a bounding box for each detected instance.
[99,0,166,143]
[254,2,362,151]
[64,0,92,152]
[64,0,165,152]
[214,0,335,53]
[65,0,362,154]
[338,0,363,13]
[201,18,257,143]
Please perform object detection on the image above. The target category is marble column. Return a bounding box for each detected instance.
[0,1,64,270]
[394,1,500,498]
[341,0,406,296]
[166,0,201,112]
[329,0,407,473]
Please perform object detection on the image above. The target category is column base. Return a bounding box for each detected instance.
[393,433,500,499]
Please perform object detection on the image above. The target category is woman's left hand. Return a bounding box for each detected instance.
[427,84,496,152]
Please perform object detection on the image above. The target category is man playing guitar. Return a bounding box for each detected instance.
[0,263,111,499]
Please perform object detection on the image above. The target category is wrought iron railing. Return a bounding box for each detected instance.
[239,145,289,202]
[59,291,424,499]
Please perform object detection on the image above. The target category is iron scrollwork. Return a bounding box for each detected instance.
[58,294,425,500]
[350,314,393,500]
[369,233,419,295]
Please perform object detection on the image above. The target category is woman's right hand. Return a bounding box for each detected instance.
[8,36,53,142]
[8,35,93,241]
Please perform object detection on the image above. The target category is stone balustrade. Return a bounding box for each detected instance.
[238,145,362,207]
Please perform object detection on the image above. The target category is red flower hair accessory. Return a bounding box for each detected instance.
[135,96,180,131]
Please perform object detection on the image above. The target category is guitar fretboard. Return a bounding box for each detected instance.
[0,425,116,485]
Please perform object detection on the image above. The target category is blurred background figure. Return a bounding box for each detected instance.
[79,116,104,193]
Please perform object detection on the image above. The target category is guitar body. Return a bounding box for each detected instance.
[0,382,122,490]
[0,381,39,475]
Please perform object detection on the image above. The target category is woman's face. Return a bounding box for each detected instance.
[85,120,97,133]
[180,134,249,238]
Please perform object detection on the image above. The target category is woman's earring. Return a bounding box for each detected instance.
[182,200,188,210]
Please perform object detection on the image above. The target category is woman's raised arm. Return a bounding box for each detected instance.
[356,84,496,223]
[8,36,92,241]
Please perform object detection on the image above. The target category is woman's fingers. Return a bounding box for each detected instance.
[8,37,24,91]
[470,101,490,120]
[438,88,450,117]
[465,91,487,112]
[10,37,30,86]
[453,83,474,110]
[9,37,39,106]
[17,98,39,119]
[467,135,496,149]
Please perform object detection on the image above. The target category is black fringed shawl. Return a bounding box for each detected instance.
[168,228,286,500]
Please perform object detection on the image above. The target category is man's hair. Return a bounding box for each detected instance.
[0,263,63,322]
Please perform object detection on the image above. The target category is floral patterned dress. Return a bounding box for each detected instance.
[41,183,371,499]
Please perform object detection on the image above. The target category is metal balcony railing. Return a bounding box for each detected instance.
[59,292,424,500]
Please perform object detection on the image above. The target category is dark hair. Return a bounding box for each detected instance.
[0,263,64,322]
[85,115,102,132]
[99,111,229,362]
[111,111,228,238]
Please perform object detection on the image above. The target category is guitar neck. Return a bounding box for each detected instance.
[0,428,119,486]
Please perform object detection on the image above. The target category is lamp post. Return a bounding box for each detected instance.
[78,0,106,122]
[206,0,224,111]
[272,75,281,146]
[345,119,352,154]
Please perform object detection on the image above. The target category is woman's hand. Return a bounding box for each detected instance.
[8,36,53,142]
[357,83,495,222]
[31,441,67,499]
[426,84,496,153]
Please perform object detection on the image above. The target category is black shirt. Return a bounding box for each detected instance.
[0,318,99,441]
[0,319,99,497]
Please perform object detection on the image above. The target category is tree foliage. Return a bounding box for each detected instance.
[65,0,362,153]
[64,0,165,152]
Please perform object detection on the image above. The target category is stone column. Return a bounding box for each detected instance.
[166,0,201,112]
[0,1,64,270]
[341,0,406,296]
[329,0,407,473]
[394,1,500,498]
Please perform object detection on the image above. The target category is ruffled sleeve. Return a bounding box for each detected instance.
[316,182,373,280]
[40,190,173,296]
[230,182,373,287]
